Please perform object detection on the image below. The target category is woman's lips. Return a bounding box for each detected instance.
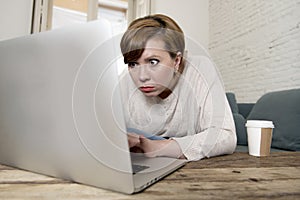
[139,86,155,92]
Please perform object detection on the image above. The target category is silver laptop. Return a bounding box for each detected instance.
[0,19,186,194]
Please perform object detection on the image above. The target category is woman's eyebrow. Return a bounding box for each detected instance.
[143,55,161,61]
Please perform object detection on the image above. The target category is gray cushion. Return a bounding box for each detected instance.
[226,92,239,113]
[238,103,254,119]
[226,92,247,145]
[233,113,247,145]
[247,89,300,151]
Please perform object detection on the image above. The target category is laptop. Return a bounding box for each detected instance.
[0,19,186,194]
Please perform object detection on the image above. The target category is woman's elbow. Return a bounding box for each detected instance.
[226,129,237,154]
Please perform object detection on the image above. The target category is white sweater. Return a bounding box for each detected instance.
[119,55,237,161]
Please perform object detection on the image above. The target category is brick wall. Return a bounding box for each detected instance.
[209,0,300,103]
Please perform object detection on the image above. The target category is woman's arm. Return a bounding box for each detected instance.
[138,137,186,159]
[173,92,237,161]
[133,118,236,161]
[127,132,185,159]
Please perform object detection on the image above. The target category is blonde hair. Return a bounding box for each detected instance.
[120,14,185,72]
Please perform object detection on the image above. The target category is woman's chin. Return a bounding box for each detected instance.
[142,92,159,97]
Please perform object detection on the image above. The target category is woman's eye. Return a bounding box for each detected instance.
[128,62,138,68]
[149,59,159,66]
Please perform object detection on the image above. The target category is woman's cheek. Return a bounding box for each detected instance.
[152,66,174,87]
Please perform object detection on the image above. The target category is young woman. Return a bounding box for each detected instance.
[119,14,236,161]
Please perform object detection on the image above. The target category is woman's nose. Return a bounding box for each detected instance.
[138,65,150,82]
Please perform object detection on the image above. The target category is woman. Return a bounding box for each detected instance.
[119,14,236,161]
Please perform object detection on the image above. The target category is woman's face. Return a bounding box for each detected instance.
[127,37,181,98]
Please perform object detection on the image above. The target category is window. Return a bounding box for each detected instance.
[38,0,151,35]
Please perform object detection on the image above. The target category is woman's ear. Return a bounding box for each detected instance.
[174,52,182,71]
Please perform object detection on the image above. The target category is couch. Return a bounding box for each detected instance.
[226,88,300,152]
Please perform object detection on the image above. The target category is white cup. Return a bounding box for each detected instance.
[245,120,274,157]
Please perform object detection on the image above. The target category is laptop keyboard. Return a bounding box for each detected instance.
[132,164,150,174]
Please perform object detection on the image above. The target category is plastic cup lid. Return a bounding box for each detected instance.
[245,120,274,128]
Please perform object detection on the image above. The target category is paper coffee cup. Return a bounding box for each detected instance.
[245,120,274,157]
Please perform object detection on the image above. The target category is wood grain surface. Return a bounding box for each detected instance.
[0,152,299,200]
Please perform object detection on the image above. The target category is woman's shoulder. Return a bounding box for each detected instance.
[185,55,218,80]
[181,55,220,96]
[184,55,214,77]
[185,55,214,68]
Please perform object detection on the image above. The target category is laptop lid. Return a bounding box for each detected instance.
[0,20,137,193]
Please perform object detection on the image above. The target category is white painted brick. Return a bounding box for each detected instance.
[209,0,300,103]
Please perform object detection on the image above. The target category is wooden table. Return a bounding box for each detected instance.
[0,152,299,199]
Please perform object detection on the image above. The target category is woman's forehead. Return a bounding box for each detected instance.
[144,37,166,51]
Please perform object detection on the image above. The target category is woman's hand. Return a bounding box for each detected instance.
[127,133,186,159]
[127,133,141,148]
[138,136,167,157]
[139,136,186,159]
